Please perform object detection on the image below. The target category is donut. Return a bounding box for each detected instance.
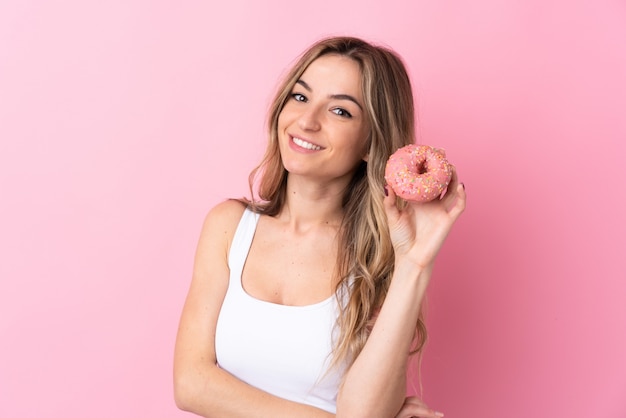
[384,144,453,202]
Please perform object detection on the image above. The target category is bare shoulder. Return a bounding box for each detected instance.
[187,199,249,306]
[195,199,248,264]
[208,198,247,218]
[201,200,247,238]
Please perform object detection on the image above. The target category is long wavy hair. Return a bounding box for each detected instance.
[243,36,426,372]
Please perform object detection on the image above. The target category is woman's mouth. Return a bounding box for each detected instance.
[292,136,323,151]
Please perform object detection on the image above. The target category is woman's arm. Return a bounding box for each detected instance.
[173,200,333,418]
[336,170,466,418]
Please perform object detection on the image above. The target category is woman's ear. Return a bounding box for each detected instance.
[362,153,369,162]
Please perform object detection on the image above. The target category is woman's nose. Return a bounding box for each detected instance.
[298,106,322,131]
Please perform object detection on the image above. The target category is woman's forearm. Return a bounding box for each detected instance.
[175,362,334,418]
[336,260,432,418]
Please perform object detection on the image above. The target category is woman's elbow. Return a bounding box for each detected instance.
[173,367,210,412]
[173,373,195,411]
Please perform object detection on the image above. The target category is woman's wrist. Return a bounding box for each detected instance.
[394,256,432,277]
[391,257,434,291]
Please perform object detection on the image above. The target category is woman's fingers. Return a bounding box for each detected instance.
[395,396,444,418]
[400,396,426,407]
[448,182,466,220]
[441,166,466,219]
[383,183,400,222]
[383,163,466,263]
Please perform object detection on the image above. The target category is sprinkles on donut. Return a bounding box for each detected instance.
[384,144,453,202]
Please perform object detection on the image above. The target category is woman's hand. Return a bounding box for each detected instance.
[383,165,466,270]
[394,396,444,418]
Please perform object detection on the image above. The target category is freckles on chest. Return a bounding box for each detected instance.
[243,227,339,305]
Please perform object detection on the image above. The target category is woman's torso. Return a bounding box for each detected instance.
[215,207,344,413]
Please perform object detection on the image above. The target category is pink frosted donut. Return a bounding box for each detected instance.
[384,144,453,202]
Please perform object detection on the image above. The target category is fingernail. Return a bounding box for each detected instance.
[435,412,445,417]
[384,186,388,196]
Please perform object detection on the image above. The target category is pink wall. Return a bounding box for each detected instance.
[1,1,625,417]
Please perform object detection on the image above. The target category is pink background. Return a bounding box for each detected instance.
[1,1,625,417]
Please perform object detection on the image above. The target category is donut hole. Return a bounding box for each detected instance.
[416,160,428,175]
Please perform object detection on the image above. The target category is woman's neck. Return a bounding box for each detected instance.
[277,175,348,232]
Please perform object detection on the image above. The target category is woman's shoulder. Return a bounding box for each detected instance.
[195,200,250,262]
[203,199,249,232]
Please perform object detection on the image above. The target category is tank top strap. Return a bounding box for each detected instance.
[228,207,259,287]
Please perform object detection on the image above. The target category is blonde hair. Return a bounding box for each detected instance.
[244,36,426,371]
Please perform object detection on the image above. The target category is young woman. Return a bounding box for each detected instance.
[174,36,466,418]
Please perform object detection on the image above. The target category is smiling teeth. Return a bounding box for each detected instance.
[293,137,322,150]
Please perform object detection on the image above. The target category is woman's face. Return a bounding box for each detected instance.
[277,53,370,184]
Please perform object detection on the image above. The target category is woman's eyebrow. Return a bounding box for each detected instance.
[296,79,363,111]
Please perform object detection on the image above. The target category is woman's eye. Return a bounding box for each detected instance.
[291,93,307,102]
[332,108,352,118]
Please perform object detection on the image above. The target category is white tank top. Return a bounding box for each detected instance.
[215,208,343,413]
